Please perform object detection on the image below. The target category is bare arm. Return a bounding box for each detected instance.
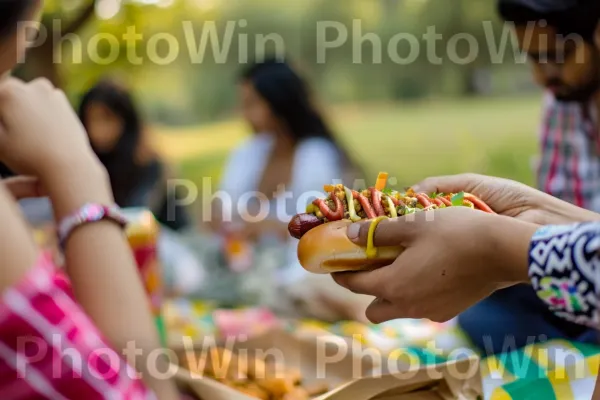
[0,78,178,399]
[0,184,38,291]
[47,159,179,400]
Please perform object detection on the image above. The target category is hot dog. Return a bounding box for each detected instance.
[288,173,495,274]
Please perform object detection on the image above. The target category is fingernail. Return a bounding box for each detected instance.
[347,223,360,240]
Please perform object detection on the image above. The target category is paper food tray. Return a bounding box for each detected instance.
[172,328,482,400]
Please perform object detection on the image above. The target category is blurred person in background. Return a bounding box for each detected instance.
[199,57,371,321]
[454,0,600,355]
[211,58,362,236]
[2,79,204,296]
[79,79,191,232]
[79,80,205,297]
[499,0,600,208]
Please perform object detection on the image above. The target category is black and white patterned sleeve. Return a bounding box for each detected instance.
[529,222,600,328]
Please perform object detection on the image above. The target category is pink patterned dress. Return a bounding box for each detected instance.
[0,252,156,399]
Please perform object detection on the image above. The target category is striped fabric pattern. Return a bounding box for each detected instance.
[0,252,156,400]
[537,93,600,211]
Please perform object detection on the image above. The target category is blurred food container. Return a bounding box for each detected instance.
[123,207,167,345]
[172,329,482,400]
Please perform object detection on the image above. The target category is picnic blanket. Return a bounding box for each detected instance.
[482,340,600,400]
[163,298,600,399]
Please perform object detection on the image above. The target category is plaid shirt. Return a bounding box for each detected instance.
[0,252,156,400]
[537,93,600,211]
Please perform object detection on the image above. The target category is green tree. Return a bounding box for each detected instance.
[13,0,97,88]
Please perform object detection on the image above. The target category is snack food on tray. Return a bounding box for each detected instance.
[179,347,330,399]
[288,172,494,274]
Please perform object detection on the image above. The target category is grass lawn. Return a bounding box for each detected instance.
[152,95,542,190]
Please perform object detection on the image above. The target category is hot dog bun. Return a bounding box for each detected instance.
[297,220,403,274]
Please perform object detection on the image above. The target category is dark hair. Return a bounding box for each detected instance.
[0,0,34,37]
[497,0,600,42]
[240,57,363,181]
[78,79,147,206]
[0,0,35,177]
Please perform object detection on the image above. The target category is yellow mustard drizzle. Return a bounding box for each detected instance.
[366,216,388,259]
[346,187,362,222]
[386,196,397,218]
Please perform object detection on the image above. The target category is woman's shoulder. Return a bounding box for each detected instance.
[293,137,345,178]
[225,133,264,153]
[225,134,274,166]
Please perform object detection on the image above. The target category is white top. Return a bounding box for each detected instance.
[219,133,344,222]
[218,133,344,284]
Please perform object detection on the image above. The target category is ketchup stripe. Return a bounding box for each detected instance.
[312,191,344,220]
[309,188,494,222]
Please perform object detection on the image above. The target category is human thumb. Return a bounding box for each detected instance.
[348,215,423,247]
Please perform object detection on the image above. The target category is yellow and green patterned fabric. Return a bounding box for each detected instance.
[164,299,600,399]
[481,339,600,399]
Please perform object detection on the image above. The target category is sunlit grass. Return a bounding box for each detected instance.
[152,119,249,162]
[152,96,541,189]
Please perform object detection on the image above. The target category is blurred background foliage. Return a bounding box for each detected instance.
[17,0,541,191]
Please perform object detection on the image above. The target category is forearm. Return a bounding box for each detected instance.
[490,216,537,286]
[541,195,600,225]
[0,185,39,291]
[44,160,178,399]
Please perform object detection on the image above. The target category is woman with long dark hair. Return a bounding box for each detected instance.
[79,79,190,232]
[215,58,362,235]
[209,57,369,321]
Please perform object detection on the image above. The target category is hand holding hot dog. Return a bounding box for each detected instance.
[332,207,538,324]
[288,173,496,274]
[413,173,600,226]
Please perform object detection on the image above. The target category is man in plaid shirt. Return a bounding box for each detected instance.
[537,94,600,210]
[457,0,600,355]
[500,0,600,211]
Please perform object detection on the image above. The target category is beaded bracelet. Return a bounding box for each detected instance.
[57,204,129,250]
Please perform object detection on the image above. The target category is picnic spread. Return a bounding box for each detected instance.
[164,298,600,400]
[33,212,600,399]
